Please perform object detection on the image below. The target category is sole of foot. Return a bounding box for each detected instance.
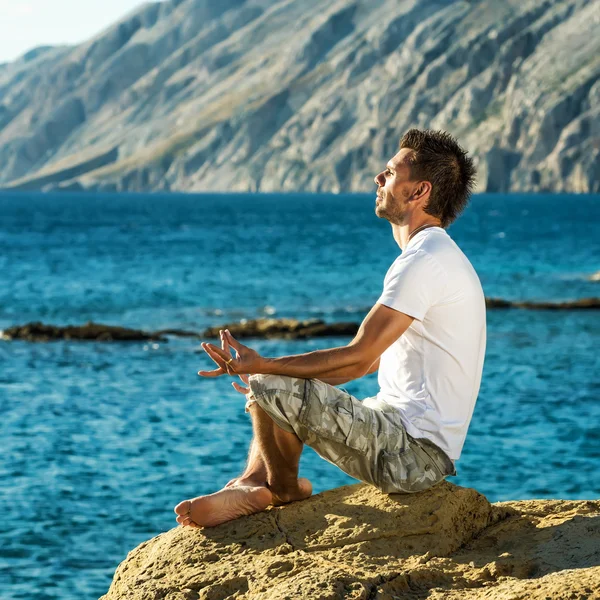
[174,485,273,529]
[271,477,313,506]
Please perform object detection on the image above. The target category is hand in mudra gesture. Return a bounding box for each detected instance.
[197,329,261,395]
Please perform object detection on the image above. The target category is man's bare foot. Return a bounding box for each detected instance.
[225,475,266,489]
[174,485,272,528]
[270,477,313,506]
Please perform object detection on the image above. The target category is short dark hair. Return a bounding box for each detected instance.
[400,129,476,228]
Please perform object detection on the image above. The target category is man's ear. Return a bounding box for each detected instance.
[411,181,432,202]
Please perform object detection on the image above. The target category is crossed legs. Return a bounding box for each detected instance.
[174,402,312,528]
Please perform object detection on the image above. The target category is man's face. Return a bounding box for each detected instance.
[373,148,417,225]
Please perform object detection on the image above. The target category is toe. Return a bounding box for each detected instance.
[176,515,195,527]
[174,499,191,516]
[298,478,313,498]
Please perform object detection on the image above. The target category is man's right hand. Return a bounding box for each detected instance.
[220,329,251,395]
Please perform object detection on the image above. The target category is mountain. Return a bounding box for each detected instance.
[0,0,598,194]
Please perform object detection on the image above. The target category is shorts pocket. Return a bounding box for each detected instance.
[299,381,371,455]
[376,446,445,494]
[417,441,457,478]
[344,399,373,455]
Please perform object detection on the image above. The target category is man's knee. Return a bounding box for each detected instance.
[247,374,306,400]
[247,373,280,386]
[245,374,303,435]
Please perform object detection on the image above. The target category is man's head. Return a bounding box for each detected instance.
[374,129,476,228]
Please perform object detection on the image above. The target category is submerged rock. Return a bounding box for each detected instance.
[100,482,600,600]
[202,318,359,339]
[0,321,166,342]
[485,297,600,310]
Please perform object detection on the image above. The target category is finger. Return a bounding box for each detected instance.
[223,330,245,352]
[202,343,230,369]
[203,342,231,364]
[239,373,249,384]
[222,333,234,374]
[206,342,239,376]
[220,330,231,354]
[198,368,225,377]
[232,381,249,394]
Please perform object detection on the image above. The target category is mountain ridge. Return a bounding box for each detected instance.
[0,0,598,194]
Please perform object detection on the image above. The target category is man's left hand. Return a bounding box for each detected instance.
[198,329,262,379]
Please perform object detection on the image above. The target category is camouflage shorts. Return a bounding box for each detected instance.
[245,374,456,494]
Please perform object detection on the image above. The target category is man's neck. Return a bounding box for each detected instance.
[393,218,442,251]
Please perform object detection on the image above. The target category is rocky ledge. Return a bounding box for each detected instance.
[100,482,600,600]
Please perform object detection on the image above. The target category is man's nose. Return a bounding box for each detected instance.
[374,171,384,186]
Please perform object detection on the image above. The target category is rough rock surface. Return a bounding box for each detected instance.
[0,0,598,194]
[100,482,600,600]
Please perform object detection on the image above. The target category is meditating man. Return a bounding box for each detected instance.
[175,129,486,528]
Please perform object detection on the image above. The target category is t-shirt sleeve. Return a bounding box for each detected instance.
[377,250,447,321]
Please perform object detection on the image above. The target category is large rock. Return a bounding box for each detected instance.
[100,482,600,599]
[0,0,598,194]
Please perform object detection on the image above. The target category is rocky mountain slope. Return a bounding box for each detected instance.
[0,0,598,194]
[100,482,600,599]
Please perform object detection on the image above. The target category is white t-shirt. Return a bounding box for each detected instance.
[375,226,486,460]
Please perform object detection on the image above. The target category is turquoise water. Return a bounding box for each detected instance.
[1,192,599,599]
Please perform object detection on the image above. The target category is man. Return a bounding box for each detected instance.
[175,129,486,529]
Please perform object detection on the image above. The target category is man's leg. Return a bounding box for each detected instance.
[247,402,312,505]
[173,399,311,528]
[224,439,268,488]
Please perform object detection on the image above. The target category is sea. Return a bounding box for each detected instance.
[1,191,599,599]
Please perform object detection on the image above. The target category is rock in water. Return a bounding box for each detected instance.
[99,482,600,599]
[485,297,600,310]
[202,318,359,339]
[0,321,166,342]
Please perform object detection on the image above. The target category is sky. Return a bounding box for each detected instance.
[0,0,159,63]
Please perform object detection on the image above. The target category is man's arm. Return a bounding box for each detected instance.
[317,356,380,387]
[259,303,413,380]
